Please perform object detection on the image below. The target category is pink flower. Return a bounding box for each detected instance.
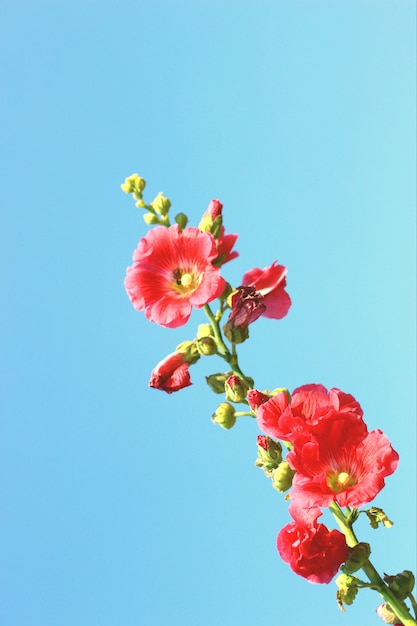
[125,225,226,328]
[257,384,364,442]
[277,519,348,584]
[242,261,291,319]
[288,418,399,509]
[149,352,192,394]
[214,227,239,265]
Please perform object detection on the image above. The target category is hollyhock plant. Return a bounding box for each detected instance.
[125,224,226,328]
[149,351,194,394]
[277,518,349,584]
[122,174,416,626]
[242,261,291,320]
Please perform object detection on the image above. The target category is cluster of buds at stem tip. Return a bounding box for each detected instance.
[121,172,188,228]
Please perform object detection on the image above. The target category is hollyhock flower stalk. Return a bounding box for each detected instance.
[121,174,416,626]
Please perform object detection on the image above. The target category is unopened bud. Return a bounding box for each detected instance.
[343,543,371,574]
[255,436,282,472]
[212,402,236,429]
[197,324,215,339]
[197,336,217,356]
[225,375,250,403]
[205,372,233,394]
[175,340,200,365]
[376,603,400,624]
[175,212,188,229]
[151,192,171,216]
[271,461,296,492]
[121,173,146,194]
[143,212,160,225]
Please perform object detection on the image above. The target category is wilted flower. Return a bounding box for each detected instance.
[242,261,291,320]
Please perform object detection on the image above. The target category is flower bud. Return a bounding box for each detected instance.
[143,212,160,225]
[198,199,223,238]
[335,574,359,610]
[205,372,233,394]
[212,402,236,429]
[384,570,415,600]
[225,375,250,403]
[121,173,146,194]
[175,340,200,365]
[376,603,400,624]
[151,192,171,216]
[255,436,282,471]
[343,542,371,573]
[197,336,217,356]
[271,460,296,492]
[175,212,188,230]
[247,389,272,412]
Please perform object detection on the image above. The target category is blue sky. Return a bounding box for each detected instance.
[1,2,415,625]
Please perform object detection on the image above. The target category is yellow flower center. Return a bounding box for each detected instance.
[326,470,356,493]
[173,269,199,295]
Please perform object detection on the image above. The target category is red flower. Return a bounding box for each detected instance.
[149,352,192,394]
[242,261,291,319]
[257,384,364,442]
[288,419,399,509]
[277,519,348,584]
[125,225,226,328]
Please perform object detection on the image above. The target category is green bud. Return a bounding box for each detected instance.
[175,212,188,230]
[205,372,233,394]
[384,570,415,600]
[175,340,200,365]
[197,336,217,356]
[342,543,371,574]
[212,402,236,429]
[271,461,296,492]
[196,324,214,339]
[121,173,146,194]
[255,437,282,472]
[143,212,160,225]
[151,192,171,216]
[224,375,250,403]
[335,574,359,610]
[223,322,249,344]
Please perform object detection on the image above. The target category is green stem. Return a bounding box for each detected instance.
[203,304,248,381]
[329,502,417,626]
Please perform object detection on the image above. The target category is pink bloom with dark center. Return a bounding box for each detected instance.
[149,352,192,394]
[125,225,226,328]
[242,261,291,319]
[277,519,348,584]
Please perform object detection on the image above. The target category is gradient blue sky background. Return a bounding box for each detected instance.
[1,2,416,625]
